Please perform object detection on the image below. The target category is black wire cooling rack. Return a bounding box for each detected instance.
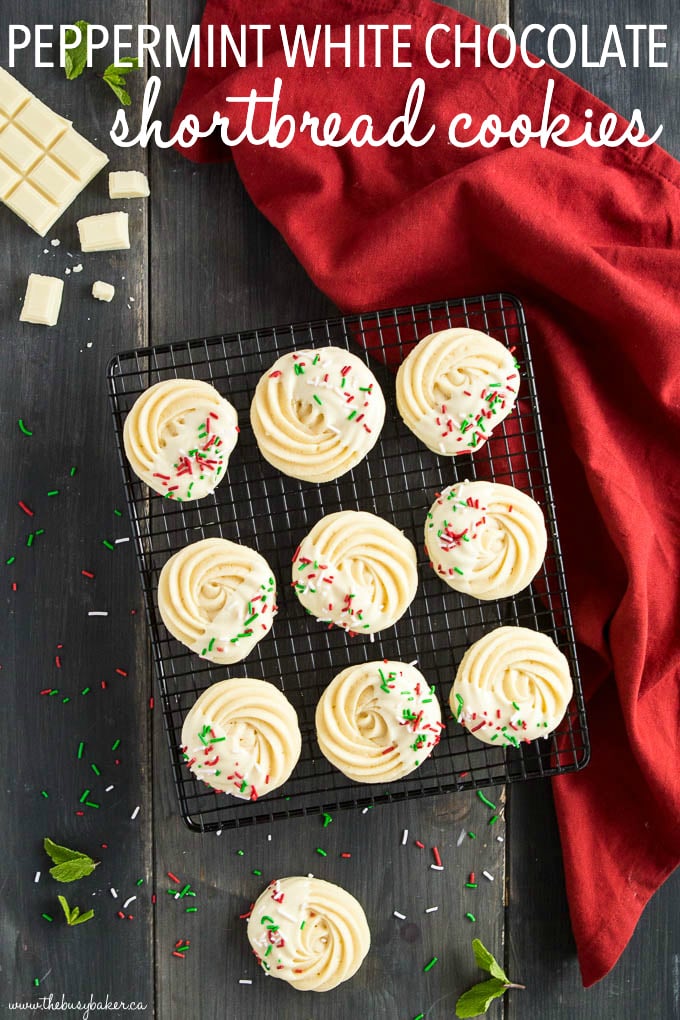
[107,293,589,831]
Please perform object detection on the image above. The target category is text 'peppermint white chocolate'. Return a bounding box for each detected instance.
[19,273,64,326]
[0,67,108,236]
[77,211,130,252]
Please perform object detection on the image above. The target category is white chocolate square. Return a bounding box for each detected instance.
[77,211,130,252]
[0,69,108,235]
[14,98,70,149]
[109,170,150,199]
[19,273,64,326]
[0,122,43,174]
[92,280,115,302]
[0,66,31,117]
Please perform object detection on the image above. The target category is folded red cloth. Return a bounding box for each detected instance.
[172,0,680,987]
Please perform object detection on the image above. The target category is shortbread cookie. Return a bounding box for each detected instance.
[316,660,443,782]
[181,677,301,800]
[123,378,238,500]
[396,328,519,454]
[292,511,418,634]
[157,538,276,664]
[247,876,370,991]
[250,347,385,482]
[426,480,547,599]
[450,626,573,744]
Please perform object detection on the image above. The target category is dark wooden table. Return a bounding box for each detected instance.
[2,2,678,1018]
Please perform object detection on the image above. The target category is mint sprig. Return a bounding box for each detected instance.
[455,939,525,1018]
[63,21,90,80]
[102,58,140,107]
[57,894,95,926]
[43,837,98,883]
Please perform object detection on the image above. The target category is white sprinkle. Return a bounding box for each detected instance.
[238,979,252,985]
[105,785,114,792]
[361,807,370,815]
[408,659,418,666]
[401,828,409,846]
[122,896,136,909]
[115,537,130,544]
[430,864,444,871]
[51,239,60,247]
[393,911,406,920]
[267,834,271,842]
[483,871,494,882]
[73,264,83,273]
[425,906,438,913]
[64,268,71,275]
[86,342,93,349]
[215,829,222,837]
[457,828,467,847]
[110,888,118,899]
[43,248,49,254]
[130,805,140,820]
[277,908,297,924]
[496,836,504,843]
[34,871,41,883]
[88,611,109,617]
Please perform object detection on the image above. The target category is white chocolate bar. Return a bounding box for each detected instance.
[0,67,108,236]
[109,170,149,199]
[19,273,64,326]
[92,280,115,302]
[77,211,130,252]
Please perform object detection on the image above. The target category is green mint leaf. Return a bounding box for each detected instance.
[70,908,94,926]
[455,977,507,1018]
[102,57,140,106]
[49,857,97,883]
[44,837,83,865]
[63,21,90,80]
[472,938,509,983]
[103,79,132,106]
[57,894,73,923]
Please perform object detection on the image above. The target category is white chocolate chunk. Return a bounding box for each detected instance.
[92,280,115,302]
[77,212,130,252]
[19,274,64,326]
[109,170,149,199]
[0,69,108,236]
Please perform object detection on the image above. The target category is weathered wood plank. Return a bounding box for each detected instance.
[0,1,153,1009]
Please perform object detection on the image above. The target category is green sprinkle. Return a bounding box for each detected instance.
[488,814,500,826]
[18,419,33,436]
[41,913,53,922]
[185,906,198,912]
[252,869,262,876]
[455,693,464,720]
[423,956,438,972]
[85,801,99,809]
[313,394,322,405]
[322,812,333,827]
[136,878,144,886]
[179,884,191,898]
[114,509,123,517]
[465,882,478,888]
[5,556,15,565]
[347,410,357,420]
[26,533,34,547]
[315,848,328,857]
[111,739,121,751]
[81,687,91,695]
[414,1014,425,1020]
[77,742,84,759]
[34,978,40,987]
[62,697,70,703]
[465,912,476,922]
[239,780,248,793]
[70,466,77,477]
[47,490,59,497]
[300,920,306,930]
[453,566,464,575]
[35,529,44,536]
[102,540,114,551]
[207,637,216,652]
[40,790,49,799]
[293,363,305,375]
[476,790,496,810]
[237,850,245,857]
[512,701,520,710]
[79,789,90,803]
[468,831,477,839]
[91,763,101,776]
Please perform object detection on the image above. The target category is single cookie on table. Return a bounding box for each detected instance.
[450,626,573,744]
[425,479,547,599]
[250,347,385,482]
[181,677,301,800]
[247,876,370,991]
[292,510,418,635]
[315,660,443,782]
[157,537,277,664]
[123,377,238,500]
[396,327,519,455]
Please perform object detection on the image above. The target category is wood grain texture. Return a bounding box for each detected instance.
[0,0,153,1008]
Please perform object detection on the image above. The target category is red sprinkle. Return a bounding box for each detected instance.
[340,853,352,859]
[432,847,442,867]
[415,841,425,849]
[55,656,62,669]
[18,500,34,516]
[115,668,128,677]
[81,570,95,579]
[167,872,180,884]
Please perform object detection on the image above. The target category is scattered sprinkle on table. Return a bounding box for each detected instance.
[483,871,495,882]
[401,828,409,845]
[430,864,444,871]
[393,910,406,920]
[477,790,497,809]
[18,500,34,517]
[41,913,53,922]
[315,848,328,857]
[423,956,438,972]
[238,979,253,985]
[322,812,333,827]
[425,906,438,913]
[88,611,108,617]
[130,805,140,820]
[432,846,442,867]
[18,419,33,436]
[465,912,476,922]
[110,888,118,899]
[34,872,41,883]
[122,896,136,910]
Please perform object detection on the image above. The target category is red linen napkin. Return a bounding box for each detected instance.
[172,0,680,987]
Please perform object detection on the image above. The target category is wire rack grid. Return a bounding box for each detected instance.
[107,292,589,832]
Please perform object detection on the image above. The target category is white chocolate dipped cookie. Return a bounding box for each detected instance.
[247,876,370,991]
[425,480,547,599]
[181,678,301,800]
[157,538,277,664]
[123,378,238,500]
[316,660,443,782]
[250,347,386,482]
[450,626,573,745]
[396,328,519,455]
[292,510,418,635]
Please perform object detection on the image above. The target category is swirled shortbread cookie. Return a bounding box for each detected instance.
[450,626,573,744]
[181,677,301,800]
[123,378,238,499]
[396,328,519,454]
[250,347,385,482]
[292,511,418,635]
[316,660,443,782]
[158,538,277,664]
[247,876,370,991]
[425,480,547,599]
